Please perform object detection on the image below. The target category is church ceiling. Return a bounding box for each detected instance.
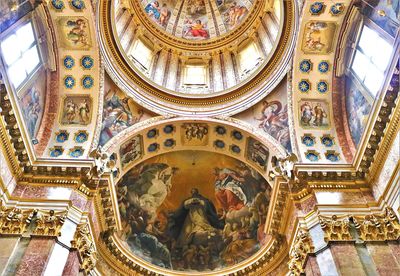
[0,0,399,275]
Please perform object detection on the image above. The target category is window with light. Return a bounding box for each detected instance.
[238,42,262,76]
[351,25,393,96]
[1,22,41,89]
[183,65,207,85]
[130,39,153,71]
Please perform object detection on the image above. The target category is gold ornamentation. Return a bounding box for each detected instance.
[288,228,314,276]
[183,123,208,141]
[71,223,97,274]
[33,210,67,236]
[89,146,117,178]
[0,201,36,235]
[270,153,299,182]
[318,214,351,241]
[353,207,400,241]
[318,208,400,242]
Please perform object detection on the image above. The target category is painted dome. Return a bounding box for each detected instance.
[141,0,254,41]
[99,0,296,115]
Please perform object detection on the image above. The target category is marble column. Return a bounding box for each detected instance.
[330,243,367,275]
[305,255,322,276]
[15,237,55,276]
[62,250,80,276]
[0,237,19,274]
[367,243,400,275]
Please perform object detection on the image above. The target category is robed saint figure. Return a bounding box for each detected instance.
[168,188,224,248]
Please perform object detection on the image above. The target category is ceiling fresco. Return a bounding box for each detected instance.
[141,0,253,40]
[0,0,399,275]
[116,150,271,272]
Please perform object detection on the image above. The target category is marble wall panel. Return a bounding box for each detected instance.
[11,185,72,200]
[330,243,366,275]
[15,238,55,276]
[367,243,400,275]
[0,237,19,275]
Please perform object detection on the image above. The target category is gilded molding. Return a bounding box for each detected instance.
[288,228,314,276]
[33,209,67,236]
[318,214,352,241]
[318,207,400,242]
[0,200,36,235]
[353,207,400,242]
[71,223,98,274]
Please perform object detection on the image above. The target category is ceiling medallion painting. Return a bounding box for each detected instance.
[142,0,253,41]
[117,150,271,273]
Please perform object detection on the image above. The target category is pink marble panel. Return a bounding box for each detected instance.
[315,191,367,205]
[0,237,19,274]
[15,238,55,276]
[62,250,80,276]
[11,184,72,200]
[330,243,365,275]
[372,132,400,200]
[295,194,317,215]
[388,242,400,266]
[367,243,400,275]
[69,191,89,211]
[88,201,101,239]
[305,256,322,276]
[0,150,14,189]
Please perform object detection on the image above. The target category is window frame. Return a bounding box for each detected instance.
[0,18,42,91]
[237,40,263,78]
[128,38,154,73]
[349,19,395,100]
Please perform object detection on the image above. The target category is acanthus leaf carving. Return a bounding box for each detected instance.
[288,227,314,276]
[33,209,67,236]
[0,201,36,235]
[71,223,97,275]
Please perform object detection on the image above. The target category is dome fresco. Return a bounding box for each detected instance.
[141,0,254,41]
[105,0,292,114]
[117,151,271,272]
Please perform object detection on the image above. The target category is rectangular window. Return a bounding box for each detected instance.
[130,39,153,71]
[1,22,41,89]
[183,65,207,85]
[238,42,262,76]
[351,25,393,96]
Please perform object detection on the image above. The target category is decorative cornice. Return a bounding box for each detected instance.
[0,200,36,235]
[71,223,98,275]
[318,207,400,242]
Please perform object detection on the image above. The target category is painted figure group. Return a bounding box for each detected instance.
[118,162,270,271]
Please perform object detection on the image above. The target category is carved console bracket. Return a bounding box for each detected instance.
[318,207,400,242]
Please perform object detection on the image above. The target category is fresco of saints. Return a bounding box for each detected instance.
[168,188,224,250]
[256,100,291,151]
[225,3,247,28]
[184,19,209,38]
[313,103,327,127]
[300,101,313,126]
[66,19,89,46]
[23,87,41,140]
[145,1,161,20]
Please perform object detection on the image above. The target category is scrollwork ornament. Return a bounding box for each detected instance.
[0,200,36,235]
[33,209,67,236]
[71,223,97,274]
[288,227,314,276]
